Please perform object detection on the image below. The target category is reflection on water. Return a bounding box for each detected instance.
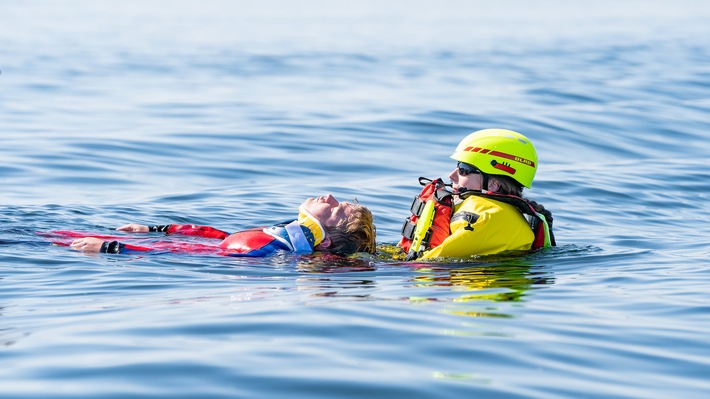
[295,254,378,300]
[431,371,492,385]
[408,258,555,318]
[295,253,378,274]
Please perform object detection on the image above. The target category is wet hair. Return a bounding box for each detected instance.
[322,201,376,255]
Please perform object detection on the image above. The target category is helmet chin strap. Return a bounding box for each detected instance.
[456,187,495,199]
[451,173,491,198]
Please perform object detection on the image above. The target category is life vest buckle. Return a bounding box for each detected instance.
[409,196,425,216]
[401,218,416,240]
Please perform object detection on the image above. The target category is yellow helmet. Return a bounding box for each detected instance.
[450,129,538,188]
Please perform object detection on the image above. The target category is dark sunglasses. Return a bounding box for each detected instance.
[457,162,481,176]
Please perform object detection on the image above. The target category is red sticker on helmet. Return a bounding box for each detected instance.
[492,162,516,175]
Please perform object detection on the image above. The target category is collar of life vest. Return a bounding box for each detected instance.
[262,211,325,254]
[297,207,326,248]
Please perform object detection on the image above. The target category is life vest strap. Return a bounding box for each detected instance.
[400,217,432,246]
[409,196,426,217]
[401,218,416,240]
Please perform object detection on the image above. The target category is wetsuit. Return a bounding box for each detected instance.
[50,208,327,257]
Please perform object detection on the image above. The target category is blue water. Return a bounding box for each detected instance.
[2,1,710,397]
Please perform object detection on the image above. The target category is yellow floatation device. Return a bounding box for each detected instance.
[297,207,326,247]
[406,199,436,260]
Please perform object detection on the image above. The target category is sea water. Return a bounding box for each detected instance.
[1,1,710,398]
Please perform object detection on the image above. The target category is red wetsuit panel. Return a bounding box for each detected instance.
[219,228,283,254]
[141,228,289,256]
[166,224,230,239]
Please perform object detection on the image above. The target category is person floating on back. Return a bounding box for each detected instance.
[399,128,556,260]
[68,194,376,257]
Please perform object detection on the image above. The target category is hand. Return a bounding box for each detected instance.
[70,237,105,253]
[116,223,149,233]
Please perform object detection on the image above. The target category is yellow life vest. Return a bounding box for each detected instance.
[420,195,536,259]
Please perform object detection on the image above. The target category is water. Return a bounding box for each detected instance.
[2,0,710,397]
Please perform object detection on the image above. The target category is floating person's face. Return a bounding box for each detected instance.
[300,194,357,227]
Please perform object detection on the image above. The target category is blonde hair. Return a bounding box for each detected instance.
[322,201,376,254]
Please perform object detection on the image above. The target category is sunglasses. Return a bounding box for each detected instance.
[456,162,481,176]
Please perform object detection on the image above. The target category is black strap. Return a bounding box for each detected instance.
[400,217,432,247]
[416,177,454,204]
[401,218,416,240]
[100,240,126,254]
[149,225,171,233]
[409,197,426,217]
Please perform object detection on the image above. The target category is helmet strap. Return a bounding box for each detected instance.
[452,173,491,198]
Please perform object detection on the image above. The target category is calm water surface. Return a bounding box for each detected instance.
[2,1,710,398]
